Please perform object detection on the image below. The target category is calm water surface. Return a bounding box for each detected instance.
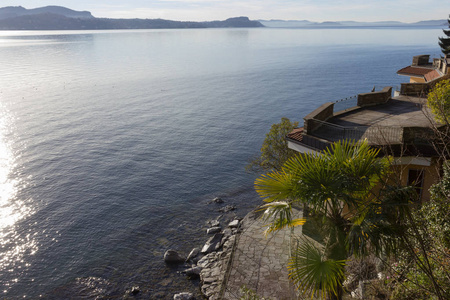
[0,27,443,298]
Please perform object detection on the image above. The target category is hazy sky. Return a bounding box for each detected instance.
[1,1,449,22]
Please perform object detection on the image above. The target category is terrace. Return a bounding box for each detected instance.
[287,87,439,155]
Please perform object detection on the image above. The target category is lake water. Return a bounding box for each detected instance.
[0,27,444,298]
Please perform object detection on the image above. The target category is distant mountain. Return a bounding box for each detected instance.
[0,6,264,30]
[206,16,263,28]
[339,20,405,26]
[259,19,447,28]
[0,6,93,20]
[412,19,449,26]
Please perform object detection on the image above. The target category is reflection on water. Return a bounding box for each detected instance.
[0,39,66,47]
[0,104,36,294]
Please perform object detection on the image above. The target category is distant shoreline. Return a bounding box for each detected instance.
[0,6,446,31]
[0,6,264,30]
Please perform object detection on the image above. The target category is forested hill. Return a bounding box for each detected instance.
[0,6,264,30]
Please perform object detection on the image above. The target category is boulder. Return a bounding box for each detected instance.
[228,220,240,228]
[130,286,140,295]
[164,249,185,264]
[186,248,200,262]
[201,233,224,253]
[173,292,194,300]
[206,227,221,234]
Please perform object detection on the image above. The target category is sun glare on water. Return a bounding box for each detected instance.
[0,103,36,294]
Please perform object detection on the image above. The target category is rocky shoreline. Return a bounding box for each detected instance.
[163,197,246,300]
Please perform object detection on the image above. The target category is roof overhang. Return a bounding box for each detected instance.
[392,156,432,167]
[287,140,319,154]
[396,66,442,82]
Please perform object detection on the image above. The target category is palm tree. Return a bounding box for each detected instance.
[255,140,407,299]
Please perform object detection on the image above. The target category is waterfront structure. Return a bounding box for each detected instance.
[397,54,449,83]
[287,55,450,202]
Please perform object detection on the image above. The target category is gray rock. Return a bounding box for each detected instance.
[164,249,185,263]
[220,235,229,246]
[202,276,217,284]
[185,266,202,277]
[218,205,236,213]
[197,252,216,268]
[173,292,194,300]
[209,220,220,227]
[223,235,236,249]
[186,248,200,262]
[197,256,209,268]
[228,219,240,228]
[206,226,221,234]
[212,197,224,204]
[130,286,140,295]
[222,228,233,237]
[201,233,224,253]
[208,197,224,204]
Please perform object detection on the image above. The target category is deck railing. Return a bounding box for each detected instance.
[332,95,357,114]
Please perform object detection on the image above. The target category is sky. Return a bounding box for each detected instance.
[1,0,449,22]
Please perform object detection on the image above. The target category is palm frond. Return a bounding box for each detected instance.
[289,237,346,299]
[255,170,301,202]
[257,202,305,235]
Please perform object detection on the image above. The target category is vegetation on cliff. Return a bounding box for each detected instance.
[246,117,298,173]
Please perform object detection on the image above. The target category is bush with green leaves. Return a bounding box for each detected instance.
[427,79,450,124]
[246,117,299,172]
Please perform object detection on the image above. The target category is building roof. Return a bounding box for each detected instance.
[424,69,442,81]
[397,66,442,82]
[287,127,303,142]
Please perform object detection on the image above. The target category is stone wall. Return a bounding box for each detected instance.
[400,82,429,96]
[357,87,392,107]
[303,102,334,133]
[400,74,450,96]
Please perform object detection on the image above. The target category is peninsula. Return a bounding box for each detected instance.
[0,6,264,30]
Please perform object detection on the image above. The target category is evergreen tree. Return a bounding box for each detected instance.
[439,15,450,55]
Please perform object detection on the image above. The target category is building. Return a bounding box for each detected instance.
[286,55,450,201]
[397,54,449,83]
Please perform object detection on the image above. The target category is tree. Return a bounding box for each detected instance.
[427,79,450,124]
[439,15,450,55]
[246,117,299,172]
[388,164,450,300]
[255,140,404,299]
